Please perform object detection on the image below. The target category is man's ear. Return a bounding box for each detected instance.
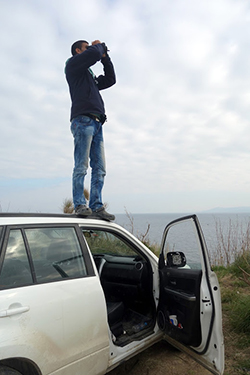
[75,48,83,54]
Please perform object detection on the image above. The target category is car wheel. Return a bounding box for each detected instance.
[0,366,22,375]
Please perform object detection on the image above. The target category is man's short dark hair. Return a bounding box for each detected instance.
[71,40,88,56]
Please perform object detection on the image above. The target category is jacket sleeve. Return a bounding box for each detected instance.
[96,55,116,90]
[66,44,105,73]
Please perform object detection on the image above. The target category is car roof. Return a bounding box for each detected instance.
[0,213,114,226]
[0,213,86,218]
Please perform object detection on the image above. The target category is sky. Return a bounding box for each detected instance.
[1,0,250,214]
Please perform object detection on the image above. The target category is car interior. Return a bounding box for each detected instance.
[82,229,156,347]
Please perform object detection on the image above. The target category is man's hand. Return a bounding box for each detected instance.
[91,40,106,58]
[91,40,101,46]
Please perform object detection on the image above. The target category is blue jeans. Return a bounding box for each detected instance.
[70,115,106,210]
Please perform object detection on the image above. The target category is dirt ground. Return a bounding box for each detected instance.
[109,341,212,375]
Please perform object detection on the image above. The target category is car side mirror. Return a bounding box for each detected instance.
[166,251,186,268]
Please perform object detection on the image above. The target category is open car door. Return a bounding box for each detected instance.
[157,215,224,375]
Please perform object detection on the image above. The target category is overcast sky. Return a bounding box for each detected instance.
[1,0,250,214]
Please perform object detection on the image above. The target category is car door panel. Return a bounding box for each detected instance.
[158,268,202,346]
[0,278,109,374]
[157,215,224,375]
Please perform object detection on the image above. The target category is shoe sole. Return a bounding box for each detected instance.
[75,210,92,217]
[92,213,115,221]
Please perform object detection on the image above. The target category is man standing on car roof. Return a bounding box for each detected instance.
[65,40,116,220]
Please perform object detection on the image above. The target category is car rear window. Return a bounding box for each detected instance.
[0,226,88,290]
[0,229,33,289]
[25,227,87,283]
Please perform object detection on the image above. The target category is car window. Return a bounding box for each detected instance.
[83,229,138,257]
[25,227,87,283]
[0,229,33,289]
[162,220,202,269]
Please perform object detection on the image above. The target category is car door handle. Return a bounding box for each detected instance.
[0,306,30,318]
[164,286,196,302]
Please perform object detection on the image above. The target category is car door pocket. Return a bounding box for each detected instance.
[158,304,200,346]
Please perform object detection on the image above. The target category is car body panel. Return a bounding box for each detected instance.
[0,218,110,375]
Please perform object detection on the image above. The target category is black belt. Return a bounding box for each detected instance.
[86,113,101,122]
[85,113,107,124]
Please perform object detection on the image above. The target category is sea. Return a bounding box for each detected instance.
[114,212,250,264]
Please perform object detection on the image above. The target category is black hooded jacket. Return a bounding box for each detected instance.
[65,43,116,121]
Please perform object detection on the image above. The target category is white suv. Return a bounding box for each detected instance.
[0,214,224,375]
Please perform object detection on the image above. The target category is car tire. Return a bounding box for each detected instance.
[0,366,22,375]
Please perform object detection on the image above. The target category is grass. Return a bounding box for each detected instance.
[211,218,250,267]
[230,294,250,334]
[208,253,250,374]
[209,218,250,373]
[62,189,90,214]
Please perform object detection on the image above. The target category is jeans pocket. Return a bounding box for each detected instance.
[71,116,92,136]
[78,116,92,125]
